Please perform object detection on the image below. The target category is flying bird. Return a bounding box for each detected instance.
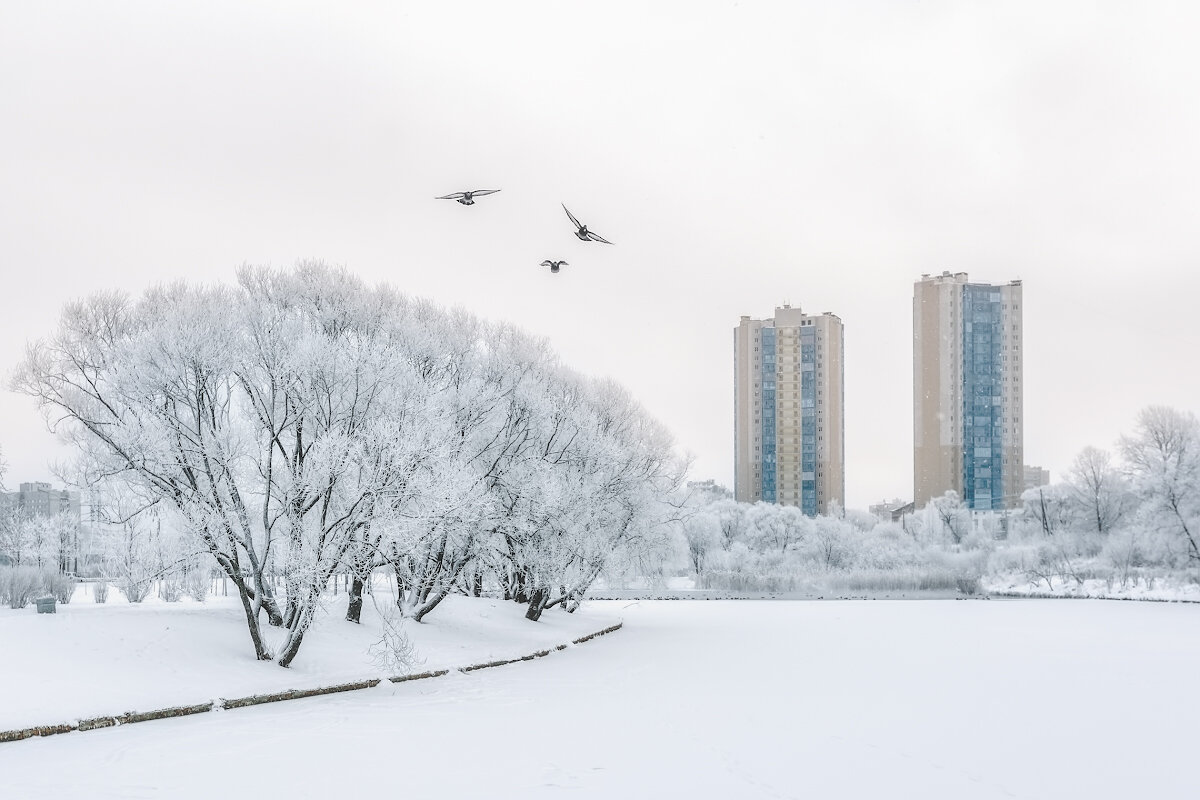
[436,189,501,205]
[540,260,569,273]
[562,204,613,244]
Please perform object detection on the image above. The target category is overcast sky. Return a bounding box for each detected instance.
[2,1,1199,509]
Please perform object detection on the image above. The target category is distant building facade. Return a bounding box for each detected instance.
[686,479,733,503]
[869,498,909,521]
[0,482,84,570]
[734,304,845,515]
[914,272,1024,511]
[0,482,81,520]
[1023,465,1050,492]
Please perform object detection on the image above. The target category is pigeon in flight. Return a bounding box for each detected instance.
[436,189,501,205]
[540,260,569,273]
[562,204,613,244]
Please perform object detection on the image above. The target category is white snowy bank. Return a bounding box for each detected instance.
[0,588,617,732]
[1,598,1197,799]
[985,571,1200,602]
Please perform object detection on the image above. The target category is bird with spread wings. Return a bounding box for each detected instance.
[436,189,501,205]
[562,204,614,244]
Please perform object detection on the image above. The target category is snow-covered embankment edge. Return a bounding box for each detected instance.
[0,621,622,745]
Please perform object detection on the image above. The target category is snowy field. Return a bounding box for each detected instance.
[0,588,617,732]
[2,598,1199,798]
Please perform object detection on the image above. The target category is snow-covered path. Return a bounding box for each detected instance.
[2,599,1197,798]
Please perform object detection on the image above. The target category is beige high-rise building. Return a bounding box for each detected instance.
[734,304,844,515]
[914,272,1023,510]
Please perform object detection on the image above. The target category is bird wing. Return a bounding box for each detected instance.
[586,231,614,245]
[558,261,568,266]
[540,260,554,266]
[435,192,466,199]
[469,189,501,197]
[562,204,582,229]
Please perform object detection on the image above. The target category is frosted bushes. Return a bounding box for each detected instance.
[835,568,960,593]
[42,571,75,604]
[683,505,990,595]
[0,567,42,608]
[183,569,209,602]
[0,567,76,608]
[119,576,153,604]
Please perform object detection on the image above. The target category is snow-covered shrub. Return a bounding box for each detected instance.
[849,523,923,570]
[184,569,209,602]
[159,578,183,602]
[1,566,41,609]
[119,576,153,604]
[955,574,982,595]
[835,567,960,593]
[41,570,75,604]
[92,581,109,603]
[987,542,1038,576]
[367,604,421,675]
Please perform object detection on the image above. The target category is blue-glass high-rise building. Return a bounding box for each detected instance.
[734,305,845,515]
[913,272,1024,511]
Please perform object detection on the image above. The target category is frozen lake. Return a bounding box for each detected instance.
[2,598,1197,798]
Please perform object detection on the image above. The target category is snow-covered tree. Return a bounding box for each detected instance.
[16,266,456,664]
[1120,406,1200,563]
[1020,484,1074,538]
[15,262,693,661]
[925,491,969,545]
[514,377,687,620]
[1065,446,1131,535]
[708,498,749,549]
[682,510,722,575]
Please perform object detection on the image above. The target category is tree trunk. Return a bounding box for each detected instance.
[471,571,483,598]
[231,575,272,661]
[525,587,548,621]
[346,576,364,623]
[513,572,530,604]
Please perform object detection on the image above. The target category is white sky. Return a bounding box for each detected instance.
[2,1,1199,509]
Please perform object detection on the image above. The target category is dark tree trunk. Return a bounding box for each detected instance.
[394,563,409,609]
[525,587,548,621]
[231,575,272,661]
[346,576,364,623]
[471,571,483,598]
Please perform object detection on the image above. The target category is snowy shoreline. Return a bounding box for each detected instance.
[0,593,620,734]
[0,622,623,745]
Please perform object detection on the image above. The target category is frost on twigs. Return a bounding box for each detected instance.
[367,599,422,676]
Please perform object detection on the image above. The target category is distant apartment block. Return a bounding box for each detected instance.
[1023,465,1050,492]
[0,482,84,569]
[686,479,733,503]
[734,304,845,515]
[0,482,81,520]
[914,272,1024,511]
[869,498,909,521]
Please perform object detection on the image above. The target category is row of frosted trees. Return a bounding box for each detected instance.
[999,406,1200,591]
[677,405,1200,594]
[12,264,686,666]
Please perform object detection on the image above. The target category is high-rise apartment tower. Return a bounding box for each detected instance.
[734,305,844,515]
[913,272,1023,510]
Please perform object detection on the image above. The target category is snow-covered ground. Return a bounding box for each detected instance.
[986,572,1200,602]
[0,587,617,732]
[2,598,1197,798]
